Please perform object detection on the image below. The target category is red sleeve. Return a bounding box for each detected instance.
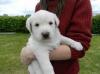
[66,0,92,59]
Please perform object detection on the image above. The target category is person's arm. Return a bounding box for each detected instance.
[49,45,71,60]
[49,0,92,60]
[65,0,92,60]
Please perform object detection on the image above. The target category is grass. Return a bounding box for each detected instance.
[0,33,100,74]
[80,35,100,74]
[0,33,29,74]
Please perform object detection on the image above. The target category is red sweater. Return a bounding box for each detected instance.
[35,0,92,74]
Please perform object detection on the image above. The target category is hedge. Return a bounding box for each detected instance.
[0,15,100,34]
[92,15,100,34]
[0,16,28,33]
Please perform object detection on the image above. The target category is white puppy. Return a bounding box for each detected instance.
[25,10,83,74]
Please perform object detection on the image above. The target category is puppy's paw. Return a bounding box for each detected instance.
[71,42,83,51]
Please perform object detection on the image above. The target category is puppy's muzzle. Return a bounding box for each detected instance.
[42,32,50,39]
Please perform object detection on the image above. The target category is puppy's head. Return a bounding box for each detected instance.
[26,10,60,41]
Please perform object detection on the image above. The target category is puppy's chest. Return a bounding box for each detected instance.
[27,37,60,51]
[34,40,60,51]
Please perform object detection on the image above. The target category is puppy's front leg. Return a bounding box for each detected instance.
[28,60,42,74]
[34,49,54,74]
[60,35,83,51]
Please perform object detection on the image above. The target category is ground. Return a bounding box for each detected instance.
[0,33,100,74]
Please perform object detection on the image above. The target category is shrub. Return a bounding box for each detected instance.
[0,16,28,33]
[0,15,100,34]
[92,15,100,34]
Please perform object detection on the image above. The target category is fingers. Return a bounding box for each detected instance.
[20,47,35,65]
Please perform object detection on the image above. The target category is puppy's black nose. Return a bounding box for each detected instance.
[42,32,49,39]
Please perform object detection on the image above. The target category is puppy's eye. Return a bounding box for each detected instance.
[49,21,53,25]
[35,23,39,27]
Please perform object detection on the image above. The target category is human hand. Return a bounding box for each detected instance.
[49,45,71,60]
[20,46,35,65]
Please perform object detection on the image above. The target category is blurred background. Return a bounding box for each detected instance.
[0,0,100,16]
[0,0,39,16]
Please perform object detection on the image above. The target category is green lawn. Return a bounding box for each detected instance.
[0,33,100,74]
[0,33,28,74]
[80,35,100,74]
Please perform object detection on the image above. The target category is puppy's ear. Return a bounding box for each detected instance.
[54,14,60,27]
[26,17,32,33]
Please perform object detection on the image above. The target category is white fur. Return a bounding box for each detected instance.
[25,10,83,74]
